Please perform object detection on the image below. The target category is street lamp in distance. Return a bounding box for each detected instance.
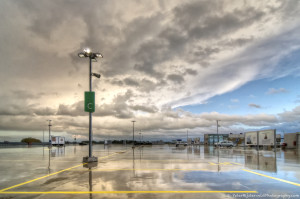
[132,121,136,148]
[47,120,52,147]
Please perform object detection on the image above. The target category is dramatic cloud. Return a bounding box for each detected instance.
[0,0,300,140]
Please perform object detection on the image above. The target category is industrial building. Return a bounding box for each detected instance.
[204,133,244,145]
[284,132,300,149]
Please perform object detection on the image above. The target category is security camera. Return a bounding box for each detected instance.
[92,73,101,78]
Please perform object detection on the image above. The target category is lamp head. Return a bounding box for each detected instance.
[83,48,91,54]
[92,73,101,78]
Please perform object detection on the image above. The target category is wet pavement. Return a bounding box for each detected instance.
[0,144,299,199]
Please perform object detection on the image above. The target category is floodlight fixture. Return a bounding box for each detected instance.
[95,53,103,58]
[84,48,91,54]
[92,73,101,78]
[78,52,85,58]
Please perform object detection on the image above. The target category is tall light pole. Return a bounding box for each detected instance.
[47,120,52,146]
[78,48,103,163]
[139,130,142,144]
[132,121,136,147]
[217,120,220,143]
[187,129,189,144]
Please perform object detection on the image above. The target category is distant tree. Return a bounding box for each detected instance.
[21,137,41,144]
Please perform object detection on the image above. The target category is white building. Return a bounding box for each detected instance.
[284,132,300,149]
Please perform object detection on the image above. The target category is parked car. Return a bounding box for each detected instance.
[176,139,187,147]
[214,141,234,147]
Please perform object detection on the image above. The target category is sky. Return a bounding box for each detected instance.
[0,0,300,142]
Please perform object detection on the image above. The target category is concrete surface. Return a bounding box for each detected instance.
[0,145,299,199]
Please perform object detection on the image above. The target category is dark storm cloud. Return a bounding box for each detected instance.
[184,68,198,76]
[129,105,158,113]
[0,104,56,116]
[109,78,124,86]
[107,77,164,93]
[0,90,56,116]
[123,77,140,87]
[167,74,184,84]
[129,1,268,79]
[189,8,264,40]
[220,37,254,47]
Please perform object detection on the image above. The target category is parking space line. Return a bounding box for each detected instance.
[242,169,300,187]
[208,162,241,166]
[230,162,243,165]
[0,190,258,194]
[98,150,128,161]
[0,163,87,193]
[73,168,209,171]
[0,150,129,192]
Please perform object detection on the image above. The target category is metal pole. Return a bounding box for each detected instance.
[49,124,50,144]
[48,120,52,146]
[89,57,92,158]
[132,121,135,146]
[217,120,219,143]
[187,130,188,143]
[257,131,259,151]
[89,169,93,199]
[274,129,277,152]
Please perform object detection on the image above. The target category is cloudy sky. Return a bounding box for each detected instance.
[0,0,300,142]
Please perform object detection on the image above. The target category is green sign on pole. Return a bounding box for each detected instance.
[84,91,95,112]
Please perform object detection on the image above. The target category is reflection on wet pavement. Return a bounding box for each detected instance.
[0,145,299,198]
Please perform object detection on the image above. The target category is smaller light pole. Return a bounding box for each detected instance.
[217,120,220,143]
[47,120,52,146]
[139,130,142,144]
[187,129,189,144]
[132,121,136,147]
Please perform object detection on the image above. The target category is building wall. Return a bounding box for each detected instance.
[204,134,229,145]
[228,133,244,138]
[284,133,298,149]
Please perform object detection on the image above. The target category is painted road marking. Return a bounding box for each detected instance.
[230,162,243,165]
[73,168,209,171]
[208,162,241,166]
[242,169,300,187]
[98,150,128,161]
[0,190,258,194]
[0,150,129,192]
[0,163,87,193]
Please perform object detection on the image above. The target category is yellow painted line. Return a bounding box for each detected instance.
[230,162,242,165]
[0,191,258,194]
[242,169,300,187]
[209,162,242,166]
[0,150,130,193]
[98,150,128,161]
[208,162,228,166]
[73,168,209,171]
[0,163,87,193]
[208,162,217,165]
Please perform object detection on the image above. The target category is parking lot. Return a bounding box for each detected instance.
[0,145,299,199]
